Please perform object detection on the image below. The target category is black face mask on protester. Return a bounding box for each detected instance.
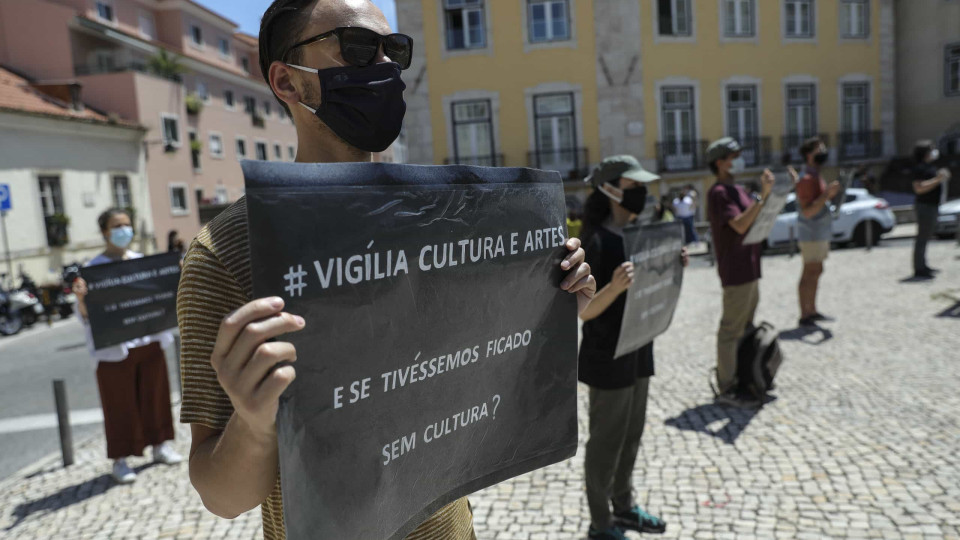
[618,185,649,215]
[288,62,406,153]
[813,152,829,165]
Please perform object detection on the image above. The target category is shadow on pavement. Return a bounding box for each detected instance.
[937,301,960,318]
[4,462,160,531]
[779,326,834,344]
[664,396,776,444]
[899,275,935,283]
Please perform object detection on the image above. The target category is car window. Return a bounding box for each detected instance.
[782,200,797,214]
[845,194,858,203]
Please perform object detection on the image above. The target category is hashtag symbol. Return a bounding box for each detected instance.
[283,265,308,298]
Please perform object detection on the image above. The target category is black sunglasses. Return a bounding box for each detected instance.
[285,27,413,70]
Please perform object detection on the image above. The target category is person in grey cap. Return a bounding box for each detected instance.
[705,137,774,408]
[577,155,682,540]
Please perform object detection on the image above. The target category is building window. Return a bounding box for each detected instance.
[112,176,131,208]
[288,146,296,160]
[209,133,224,158]
[274,144,282,160]
[191,25,203,47]
[444,0,486,50]
[188,130,201,170]
[236,138,247,159]
[241,57,250,73]
[170,185,188,214]
[724,0,754,37]
[39,176,66,246]
[528,0,570,43]
[139,12,156,40]
[784,83,817,157]
[658,0,692,37]
[215,186,228,204]
[841,82,870,157]
[96,1,114,22]
[263,100,272,117]
[161,113,181,147]
[726,85,759,164]
[256,142,268,161]
[946,43,960,97]
[244,96,256,115]
[659,86,697,170]
[533,93,578,172]
[785,0,815,39]
[219,38,230,56]
[224,89,235,109]
[196,80,209,102]
[839,0,868,38]
[451,100,496,165]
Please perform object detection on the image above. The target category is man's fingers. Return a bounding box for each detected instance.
[219,311,305,375]
[213,297,285,363]
[561,262,591,291]
[253,364,297,411]
[239,341,298,397]
[568,274,597,297]
[561,246,584,270]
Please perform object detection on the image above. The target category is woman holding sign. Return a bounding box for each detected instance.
[577,156,687,540]
[73,208,182,484]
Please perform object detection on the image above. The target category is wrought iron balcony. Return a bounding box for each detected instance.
[527,148,590,181]
[837,131,884,162]
[655,140,707,173]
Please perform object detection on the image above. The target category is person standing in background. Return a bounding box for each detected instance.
[673,185,699,245]
[911,140,951,279]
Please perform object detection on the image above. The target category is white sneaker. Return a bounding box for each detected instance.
[152,442,183,465]
[112,459,137,484]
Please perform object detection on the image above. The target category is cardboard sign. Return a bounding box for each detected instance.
[743,173,794,246]
[243,161,579,540]
[81,252,180,350]
[614,222,684,358]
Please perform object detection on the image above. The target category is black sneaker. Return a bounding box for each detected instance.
[588,525,628,540]
[914,270,935,280]
[798,315,818,327]
[811,312,834,322]
[715,391,761,409]
[613,505,667,534]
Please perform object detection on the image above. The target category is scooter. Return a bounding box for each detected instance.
[12,272,46,326]
[0,276,24,336]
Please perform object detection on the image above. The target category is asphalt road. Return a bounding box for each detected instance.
[0,319,180,480]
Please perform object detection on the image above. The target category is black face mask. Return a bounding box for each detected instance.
[618,185,648,215]
[813,152,829,165]
[293,62,406,153]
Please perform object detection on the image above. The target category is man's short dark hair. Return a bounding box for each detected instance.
[709,162,719,175]
[259,0,317,116]
[913,140,935,164]
[800,137,823,160]
[98,208,130,232]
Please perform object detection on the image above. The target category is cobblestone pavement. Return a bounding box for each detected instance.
[1,241,958,539]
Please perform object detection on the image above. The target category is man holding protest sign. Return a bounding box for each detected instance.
[705,138,775,408]
[176,2,596,539]
[578,156,688,540]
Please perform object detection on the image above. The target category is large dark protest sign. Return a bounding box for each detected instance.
[81,252,180,350]
[614,222,684,358]
[242,161,579,540]
[743,172,794,246]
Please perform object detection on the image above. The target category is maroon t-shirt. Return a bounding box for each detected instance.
[708,181,762,287]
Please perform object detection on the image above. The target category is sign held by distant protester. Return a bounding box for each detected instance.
[242,161,579,540]
[81,252,181,350]
[743,172,794,246]
[614,222,685,358]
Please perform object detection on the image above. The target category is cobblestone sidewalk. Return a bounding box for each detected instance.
[1,241,958,539]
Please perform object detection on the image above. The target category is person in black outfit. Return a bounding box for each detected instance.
[911,141,952,279]
[578,156,688,540]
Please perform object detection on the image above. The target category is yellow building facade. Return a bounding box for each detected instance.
[397,0,895,203]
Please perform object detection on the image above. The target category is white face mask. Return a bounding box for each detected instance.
[729,157,746,173]
[929,149,940,162]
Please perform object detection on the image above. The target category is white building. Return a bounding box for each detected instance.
[0,66,150,284]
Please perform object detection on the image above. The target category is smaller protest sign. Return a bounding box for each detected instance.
[614,222,684,358]
[81,252,180,350]
[743,172,794,246]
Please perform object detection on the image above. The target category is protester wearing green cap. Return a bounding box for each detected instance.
[577,155,684,540]
[705,137,775,408]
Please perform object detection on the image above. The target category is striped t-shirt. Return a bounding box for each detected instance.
[177,197,476,540]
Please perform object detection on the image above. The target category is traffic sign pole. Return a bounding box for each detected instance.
[1,210,11,279]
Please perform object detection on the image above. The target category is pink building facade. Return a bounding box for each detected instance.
[0,0,298,242]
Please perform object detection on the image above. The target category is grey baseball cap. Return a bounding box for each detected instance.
[584,155,659,187]
[706,137,742,166]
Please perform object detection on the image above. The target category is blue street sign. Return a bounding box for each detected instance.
[0,184,10,211]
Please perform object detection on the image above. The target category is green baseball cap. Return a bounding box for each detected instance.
[584,155,659,187]
[706,137,742,166]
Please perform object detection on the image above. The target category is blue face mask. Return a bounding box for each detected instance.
[110,226,134,249]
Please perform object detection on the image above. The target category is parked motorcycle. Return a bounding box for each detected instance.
[0,275,24,336]
[13,272,46,326]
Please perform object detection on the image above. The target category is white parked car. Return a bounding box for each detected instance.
[766,188,896,247]
[936,199,960,239]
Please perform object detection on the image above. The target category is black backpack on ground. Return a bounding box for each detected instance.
[735,321,783,400]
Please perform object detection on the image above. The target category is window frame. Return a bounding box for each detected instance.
[160,112,182,148]
[190,24,204,48]
[783,0,816,40]
[218,37,231,58]
[273,142,283,160]
[169,183,189,216]
[236,136,248,160]
[532,92,578,154]
[95,1,115,24]
[255,141,268,161]
[209,132,224,159]
[725,84,760,142]
[241,56,251,73]
[527,0,572,44]
[442,0,488,52]
[38,175,64,217]
[721,0,756,39]
[784,82,818,138]
[840,81,870,135]
[655,0,694,39]
[946,43,960,98]
[224,89,236,111]
[451,99,496,164]
[138,10,156,40]
[288,146,296,160]
[112,175,131,209]
[839,0,869,39]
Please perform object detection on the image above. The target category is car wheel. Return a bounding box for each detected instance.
[853,221,882,247]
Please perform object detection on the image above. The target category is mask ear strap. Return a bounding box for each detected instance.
[598,183,623,204]
[287,64,319,74]
[299,102,317,114]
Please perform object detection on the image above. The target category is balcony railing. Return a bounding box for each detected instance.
[527,148,590,181]
[74,62,182,83]
[780,133,831,164]
[837,131,883,162]
[444,154,505,167]
[738,136,773,168]
[655,140,707,173]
